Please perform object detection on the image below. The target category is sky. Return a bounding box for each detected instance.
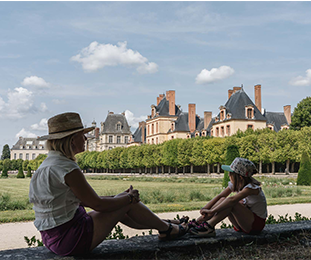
[1,1,311,153]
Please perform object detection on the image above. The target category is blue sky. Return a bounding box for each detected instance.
[1,1,311,153]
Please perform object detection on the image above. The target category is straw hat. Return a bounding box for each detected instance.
[38,112,95,140]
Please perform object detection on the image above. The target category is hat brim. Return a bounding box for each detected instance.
[221,165,234,172]
[38,126,95,140]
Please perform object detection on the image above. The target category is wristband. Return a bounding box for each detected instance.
[127,194,134,204]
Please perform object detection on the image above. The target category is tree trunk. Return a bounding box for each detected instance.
[168,167,171,174]
[162,165,164,174]
[259,160,262,174]
[123,168,125,173]
[145,167,147,174]
[286,159,290,175]
[139,168,142,174]
[183,166,185,174]
[272,162,275,175]
[217,163,220,174]
[266,164,270,174]
[190,164,194,174]
[207,164,210,174]
[291,162,295,173]
[175,166,178,174]
[156,166,159,174]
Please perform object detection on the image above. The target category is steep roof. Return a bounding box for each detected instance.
[102,113,131,134]
[155,97,182,117]
[132,125,145,143]
[264,111,289,132]
[11,137,46,150]
[220,89,266,121]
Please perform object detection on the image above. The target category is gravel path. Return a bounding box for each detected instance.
[1,203,311,251]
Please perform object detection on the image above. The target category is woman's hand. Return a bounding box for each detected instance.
[200,208,214,216]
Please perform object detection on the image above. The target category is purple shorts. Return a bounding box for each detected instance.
[40,206,93,256]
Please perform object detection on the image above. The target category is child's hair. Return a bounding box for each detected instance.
[229,172,261,192]
[46,134,76,161]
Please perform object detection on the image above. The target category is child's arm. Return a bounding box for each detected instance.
[200,188,259,216]
[201,187,232,210]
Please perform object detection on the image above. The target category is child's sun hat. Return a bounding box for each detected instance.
[221,157,257,177]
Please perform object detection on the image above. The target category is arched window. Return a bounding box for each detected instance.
[152,124,154,134]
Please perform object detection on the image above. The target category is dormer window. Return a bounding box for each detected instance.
[187,134,191,139]
[171,122,175,131]
[116,123,121,131]
[215,117,219,122]
[267,124,274,131]
[195,132,199,137]
[245,105,254,119]
[281,124,289,130]
[227,113,232,119]
[201,130,206,137]
[151,106,156,118]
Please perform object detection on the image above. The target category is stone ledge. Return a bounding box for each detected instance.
[1,221,311,260]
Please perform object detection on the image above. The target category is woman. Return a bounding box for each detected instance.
[29,112,187,256]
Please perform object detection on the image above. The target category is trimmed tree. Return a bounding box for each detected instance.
[1,144,10,160]
[291,97,311,130]
[17,165,25,178]
[1,165,8,178]
[26,166,32,178]
[297,152,311,186]
[223,145,240,188]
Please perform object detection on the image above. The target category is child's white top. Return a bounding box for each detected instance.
[29,151,81,231]
[228,181,267,219]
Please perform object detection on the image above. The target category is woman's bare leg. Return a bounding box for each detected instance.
[88,201,181,251]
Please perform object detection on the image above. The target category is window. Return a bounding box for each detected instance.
[156,137,158,144]
[156,122,158,133]
[117,136,121,144]
[109,147,112,150]
[152,124,154,134]
[216,127,219,137]
[19,153,23,159]
[171,136,174,139]
[116,123,121,131]
[125,136,128,144]
[148,125,150,135]
[211,130,213,136]
[187,134,190,139]
[32,153,36,160]
[226,125,231,136]
[202,131,206,136]
[247,108,253,119]
[171,123,174,131]
[14,153,17,159]
[195,132,199,137]
[221,126,224,137]
[26,154,29,160]
[152,138,154,144]
[247,125,254,130]
[109,136,113,143]
[220,111,224,120]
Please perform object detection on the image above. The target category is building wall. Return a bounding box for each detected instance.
[212,120,267,137]
[99,133,131,150]
[10,148,48,161]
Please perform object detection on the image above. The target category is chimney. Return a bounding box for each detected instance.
[157,94,164,106]
[284,105,291,125]
[204,111,212,129]
[228,89,234,99]
[188,104,196,133]
[254,84,262,114]
[108,111,114,115]
[95,127,99,139]
[166,90,175,116]
[139,121,146,143]
[233,87,242,93]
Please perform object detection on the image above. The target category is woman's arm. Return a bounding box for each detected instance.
[201,187,259,215]
[65,169,139,212]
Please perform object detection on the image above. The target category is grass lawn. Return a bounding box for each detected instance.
[0,175,311,223]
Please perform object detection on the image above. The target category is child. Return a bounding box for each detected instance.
[190,157,267,237]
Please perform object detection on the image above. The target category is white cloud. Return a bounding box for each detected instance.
[71,41,158,74]
[52,99,66,104]
[0,87,47,119]
[289,69,311,86]
[195,65,235,84]
[31,118,48,131]
[124,110,147,129]
[15,128,37,139]
[21,76,49,88]
[40,103,48,112]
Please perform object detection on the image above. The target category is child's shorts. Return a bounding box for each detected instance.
[233,212,265,235]
[40,206,93,256]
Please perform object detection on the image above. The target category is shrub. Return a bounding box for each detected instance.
[1,165,8,178]
[223,145,240,188]
[17,165,25,178]
[297,152,311,186]
[26,166,32,178]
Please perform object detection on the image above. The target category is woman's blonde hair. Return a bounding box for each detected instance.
[46,134,76,161]
[229,172,261,192]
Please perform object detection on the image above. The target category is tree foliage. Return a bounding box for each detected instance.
[1,144,10,160]
[291,97,311,130]
[223,145,240,188]
[17,165,25,178]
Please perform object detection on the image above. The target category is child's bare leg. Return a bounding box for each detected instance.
[197,197,226,223]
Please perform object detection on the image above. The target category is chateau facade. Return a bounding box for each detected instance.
[86,112,131,151]
[129,85,291,145]
[10,137,48,160]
